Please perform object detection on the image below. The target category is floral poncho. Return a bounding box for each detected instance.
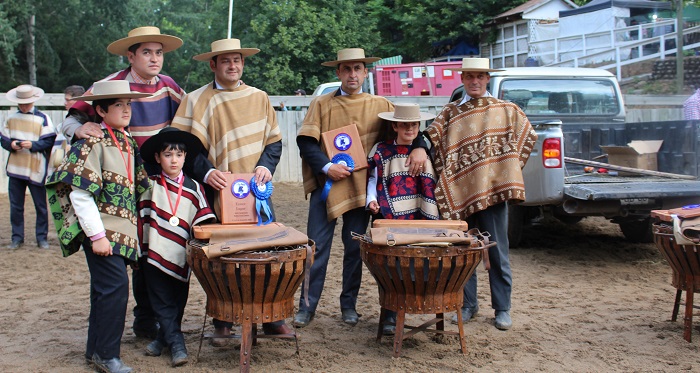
[45,129,151,260]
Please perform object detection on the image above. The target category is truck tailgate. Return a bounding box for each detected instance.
[564,175,700,200]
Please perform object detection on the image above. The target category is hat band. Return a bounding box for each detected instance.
[393,114,421,120]
[17,93,39,99]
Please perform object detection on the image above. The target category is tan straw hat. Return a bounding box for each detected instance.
[72,81,151,102]
[321,48,381,67]
[378,103,436,122]
[107,26,183,56]
[6,84,44,104]
[447,57,504,72]
[193,38,260,61]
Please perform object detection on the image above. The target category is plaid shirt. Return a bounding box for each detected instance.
[684,89,700,120]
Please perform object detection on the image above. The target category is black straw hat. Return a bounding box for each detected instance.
[140,127,204,165]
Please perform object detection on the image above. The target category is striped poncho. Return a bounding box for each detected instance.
[368,141,439,220]
[45,128,151,259]
[298,92,393,220]
[0,109,56,185]
[171,82,282,212]
[138,174,216,282]
[426,97,537,220]
[70,67,185,147]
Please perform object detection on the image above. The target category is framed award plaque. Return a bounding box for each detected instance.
[320,124,368,170]
[219,173,257,225]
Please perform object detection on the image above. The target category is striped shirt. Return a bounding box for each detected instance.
[0,108,56,185]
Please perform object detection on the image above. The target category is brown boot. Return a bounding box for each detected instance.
[210,326,231,347]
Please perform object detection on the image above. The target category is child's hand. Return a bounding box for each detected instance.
[368,201,380,214]
[10,141,22,151]
[92,237,113,257]
[20,141,32,149]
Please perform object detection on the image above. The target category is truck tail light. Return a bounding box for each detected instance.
[542,138,562,168]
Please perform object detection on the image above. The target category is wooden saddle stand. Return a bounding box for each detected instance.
[185,173,314,372]
[357,219,495,357]
[651,208,700,343]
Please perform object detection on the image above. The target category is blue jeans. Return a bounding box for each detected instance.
[461,202,512,312]
[298,187,370,312]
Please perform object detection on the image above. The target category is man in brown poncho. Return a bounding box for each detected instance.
[426,58,537,331]
[294,48,429,328]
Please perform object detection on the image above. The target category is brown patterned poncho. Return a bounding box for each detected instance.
[425,97,537,220]
[45,129,151,259]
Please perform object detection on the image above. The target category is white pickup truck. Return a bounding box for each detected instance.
[449,67,700,246]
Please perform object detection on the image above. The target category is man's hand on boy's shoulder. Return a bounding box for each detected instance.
[74,122,104,140]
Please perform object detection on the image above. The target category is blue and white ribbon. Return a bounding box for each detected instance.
[321,153,355,202]
[250,177,274,226]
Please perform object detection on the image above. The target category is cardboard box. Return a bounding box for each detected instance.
[600,140,663,175]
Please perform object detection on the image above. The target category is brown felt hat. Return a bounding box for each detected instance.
[107,26,183,56]
[193,38,260,61]
[321,48,381,67]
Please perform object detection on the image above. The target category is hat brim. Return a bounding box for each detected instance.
[447,67,504,72]
[193,48,261,61]
[378,111,436,122]
[107,34,183,56]
[6,87,45,104]
[321,57,382,67]
[139,128,204,165]
[72,92,152,102]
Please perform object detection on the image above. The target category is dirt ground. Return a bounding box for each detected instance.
[1,182,699,372]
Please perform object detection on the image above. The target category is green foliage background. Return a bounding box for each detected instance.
[0,0,529,94]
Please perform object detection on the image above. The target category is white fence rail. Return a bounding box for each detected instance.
[0,95,686,192]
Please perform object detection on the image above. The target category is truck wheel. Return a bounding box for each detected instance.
[619,218,654,243]
[508,205,524,247]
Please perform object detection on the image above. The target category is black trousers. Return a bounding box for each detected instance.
[132,257,158,333]
[83,238,130,359]
[144,261,188,349]
[8,176,48,243]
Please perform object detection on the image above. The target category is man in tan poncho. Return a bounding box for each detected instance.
[425,58,537,331]
[294,48,429,328]
[171,38,287,342]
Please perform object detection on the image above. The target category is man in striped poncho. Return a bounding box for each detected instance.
[171,38,287,343]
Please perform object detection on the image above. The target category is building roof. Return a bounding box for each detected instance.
[495,0,578,22]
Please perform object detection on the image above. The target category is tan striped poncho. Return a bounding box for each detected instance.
[298,92,393,220]
[1,110,56,185]
[425,97,537,220]
[171,82,282,211]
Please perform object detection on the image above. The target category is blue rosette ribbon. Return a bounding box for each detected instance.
[250,177,274,226]
[321,153,355,202]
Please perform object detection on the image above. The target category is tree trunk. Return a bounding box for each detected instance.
[26,14,36,86]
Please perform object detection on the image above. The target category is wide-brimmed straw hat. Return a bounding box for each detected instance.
[193,38,260,61]
[6,84,44,104]
[72,81,151,102]
[140,127,203,165]
[321,48,381,67]
[107,26,183,56]
[447,58,504,72]
[378,103,436,122]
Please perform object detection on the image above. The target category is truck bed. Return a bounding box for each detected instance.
[564,174,700,200]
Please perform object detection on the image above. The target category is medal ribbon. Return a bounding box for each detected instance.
[105,125,133,184]
[161,174,184,224]
[321,153,355,202]
[250,177,274,226]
